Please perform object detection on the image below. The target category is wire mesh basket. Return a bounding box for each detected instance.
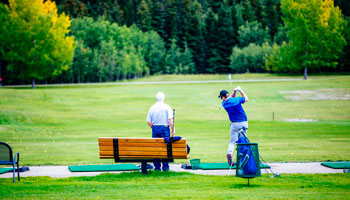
[235,143,261,178]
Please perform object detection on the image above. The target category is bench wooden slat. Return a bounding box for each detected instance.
[99,146,186,152]
[99,155,186,159]
[119,156,168,159]
[118,142,186,148]
[118,146,187,152]
[100,156,114,159]
[119,151,187,157]
[98,137,188,160]
[98,138,114,142]
[99,146,113,151]
[119,155,187,159]
[119,138,186,144]
[98,142,113,146]
[118,147,165,152]
[119,151,167,156]
[98,137,186,144]
[99,151,114,156]
[119,156,186,159]
[98,142,186,148]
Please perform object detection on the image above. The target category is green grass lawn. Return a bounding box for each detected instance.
[0,172,349,199]
[0,74,349,165]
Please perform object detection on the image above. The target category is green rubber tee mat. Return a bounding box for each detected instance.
[68,164,140,172]
[321,162,350,169]
[199,162,270,170]
[0,168,13,174]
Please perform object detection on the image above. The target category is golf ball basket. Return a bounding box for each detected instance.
[235,143,261,185]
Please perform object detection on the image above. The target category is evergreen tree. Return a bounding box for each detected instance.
[120,0,137,26]
[207,0,224,13]
[165,39,195,74]
[181,42,196,74]
[58,0,87,18]
[242,0,256,22]
[234,3,245,28]
[167,0,182,45]
[334,0,350,16]
[230,0,239,46]
[254,0,268,28]
[273,26,289,45]
[204,8,219,73]
[137,0,152,31]
[105,0,122,24]
[211,1,235,73]
[264,0,283,39]
[187,0,206,73]
[237,21,270,48]
[165,39,180,74]
[150,0,167,41]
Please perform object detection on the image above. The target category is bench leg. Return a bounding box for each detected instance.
[141,161,148,175]
[17,161,20,182]
[13,163,15,183]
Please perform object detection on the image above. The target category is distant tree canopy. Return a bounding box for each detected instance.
[0,0,75,87]
[0,0,349,85]
[67,17,166,83]
[266,0,347,79]
[55,0,286,77]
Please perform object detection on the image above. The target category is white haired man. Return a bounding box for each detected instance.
[147,92,175,171]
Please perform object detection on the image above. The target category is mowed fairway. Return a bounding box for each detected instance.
[0,173,349,199]
[0,74,349,165]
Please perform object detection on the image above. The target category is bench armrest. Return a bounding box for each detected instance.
[14,152,19,164]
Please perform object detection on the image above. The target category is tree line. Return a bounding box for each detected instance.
[0,0,349,86]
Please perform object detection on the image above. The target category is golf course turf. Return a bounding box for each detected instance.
[0,74,349,199]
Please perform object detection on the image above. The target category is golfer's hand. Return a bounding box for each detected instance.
[171,131,175,137]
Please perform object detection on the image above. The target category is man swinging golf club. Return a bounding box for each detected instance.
[218,86,248,166]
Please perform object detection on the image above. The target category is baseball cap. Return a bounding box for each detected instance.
[218,90,228,98]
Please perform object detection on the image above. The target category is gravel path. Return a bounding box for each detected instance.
[0,162,343,178]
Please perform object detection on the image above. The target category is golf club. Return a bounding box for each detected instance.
[173,108,175,136]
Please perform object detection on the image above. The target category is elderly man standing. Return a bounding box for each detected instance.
[147,92,175,171]
[218,86,248,167]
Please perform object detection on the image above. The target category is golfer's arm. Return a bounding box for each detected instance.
[240,90,248,102]
[168,118,174,135]
[147,121,152,128]
[231,90,237,98]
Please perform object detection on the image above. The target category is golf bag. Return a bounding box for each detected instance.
[237,130,259,176]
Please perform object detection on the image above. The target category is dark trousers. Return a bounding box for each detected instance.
[152,125,170,171]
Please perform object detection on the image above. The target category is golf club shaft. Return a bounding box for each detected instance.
[173,108,175,136]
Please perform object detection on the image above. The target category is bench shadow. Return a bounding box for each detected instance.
[230,183,262,188]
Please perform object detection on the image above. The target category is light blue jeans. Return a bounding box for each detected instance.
[228,121,248,155]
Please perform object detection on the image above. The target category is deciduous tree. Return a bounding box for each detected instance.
[0,0,75,88]
[276,0,347,79]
